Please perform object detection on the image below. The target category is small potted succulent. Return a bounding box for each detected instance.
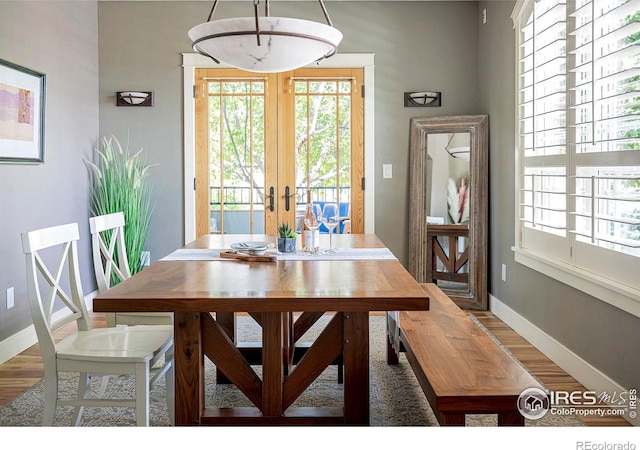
[277,222,297,253]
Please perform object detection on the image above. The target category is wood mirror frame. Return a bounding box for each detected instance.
[408,115,488,310]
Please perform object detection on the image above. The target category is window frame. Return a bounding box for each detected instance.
[511,0,640,319]
[182,53,376,244]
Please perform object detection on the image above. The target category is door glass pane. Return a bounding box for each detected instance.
[338,94,352,210]
[294,79,352,233]
[208,79,266,234]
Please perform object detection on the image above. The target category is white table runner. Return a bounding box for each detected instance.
[273,248,397,260]
[160,247,397,261]
[160,249,226,261]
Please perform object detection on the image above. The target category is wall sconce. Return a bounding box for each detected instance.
[404,91,441,107]
[116,91,154,107]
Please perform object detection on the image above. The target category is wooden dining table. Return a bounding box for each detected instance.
[93,233,429,426]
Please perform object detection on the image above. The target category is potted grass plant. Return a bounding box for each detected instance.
[84,133,156,276]
[277,222,297,253]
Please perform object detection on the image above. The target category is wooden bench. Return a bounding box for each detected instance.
[388,283,543,426]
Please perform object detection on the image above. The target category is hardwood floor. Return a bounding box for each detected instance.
[470,311,630,427]
[0,311,631,426]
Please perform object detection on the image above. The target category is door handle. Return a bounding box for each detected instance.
[284,186,296,211]
[269,187,274,212]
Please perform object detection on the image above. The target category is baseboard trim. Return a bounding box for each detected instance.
[490,294,637,426]
[0,290,98,366]
[0,326,37,367]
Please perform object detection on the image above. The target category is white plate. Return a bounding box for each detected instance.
[230,241,273,255]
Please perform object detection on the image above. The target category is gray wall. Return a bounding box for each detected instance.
[0,1,99,341]
[478,1,639,389]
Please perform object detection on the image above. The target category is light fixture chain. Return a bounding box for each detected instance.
[254,0,261,46]
[207,0,219,22]
[318,0,333,27]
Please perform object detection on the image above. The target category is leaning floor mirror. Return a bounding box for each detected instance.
[408,115,488,310]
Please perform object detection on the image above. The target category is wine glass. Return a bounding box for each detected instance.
[322,203,339,254]
[304,204,322,255]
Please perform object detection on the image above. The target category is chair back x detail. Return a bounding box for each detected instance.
[89,212,172,327]
[22,222,174,426]
[89,211,131,293]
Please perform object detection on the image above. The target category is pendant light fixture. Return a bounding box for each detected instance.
[188,0,343,73]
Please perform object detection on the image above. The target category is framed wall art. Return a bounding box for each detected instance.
[0,58,46,163]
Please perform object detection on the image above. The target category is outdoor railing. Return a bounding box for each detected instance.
[210,186,351,208]
[209,186,351,234]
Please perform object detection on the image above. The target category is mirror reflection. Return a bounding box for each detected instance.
[426,133,470,226]
[408,115,488,310]
[426,132,471,293]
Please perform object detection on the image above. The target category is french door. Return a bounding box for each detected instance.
[194,67,364,237]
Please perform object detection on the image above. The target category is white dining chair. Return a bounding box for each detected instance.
[22,222,174,426]
[89,212,173,327]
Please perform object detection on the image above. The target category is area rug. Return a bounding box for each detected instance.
[0,315,584,427]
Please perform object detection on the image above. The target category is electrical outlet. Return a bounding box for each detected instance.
[501,264,507,282]
[482,8,487,24]
[383,164,392,179]
[141,251,151,267]
[6,287,14,309]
